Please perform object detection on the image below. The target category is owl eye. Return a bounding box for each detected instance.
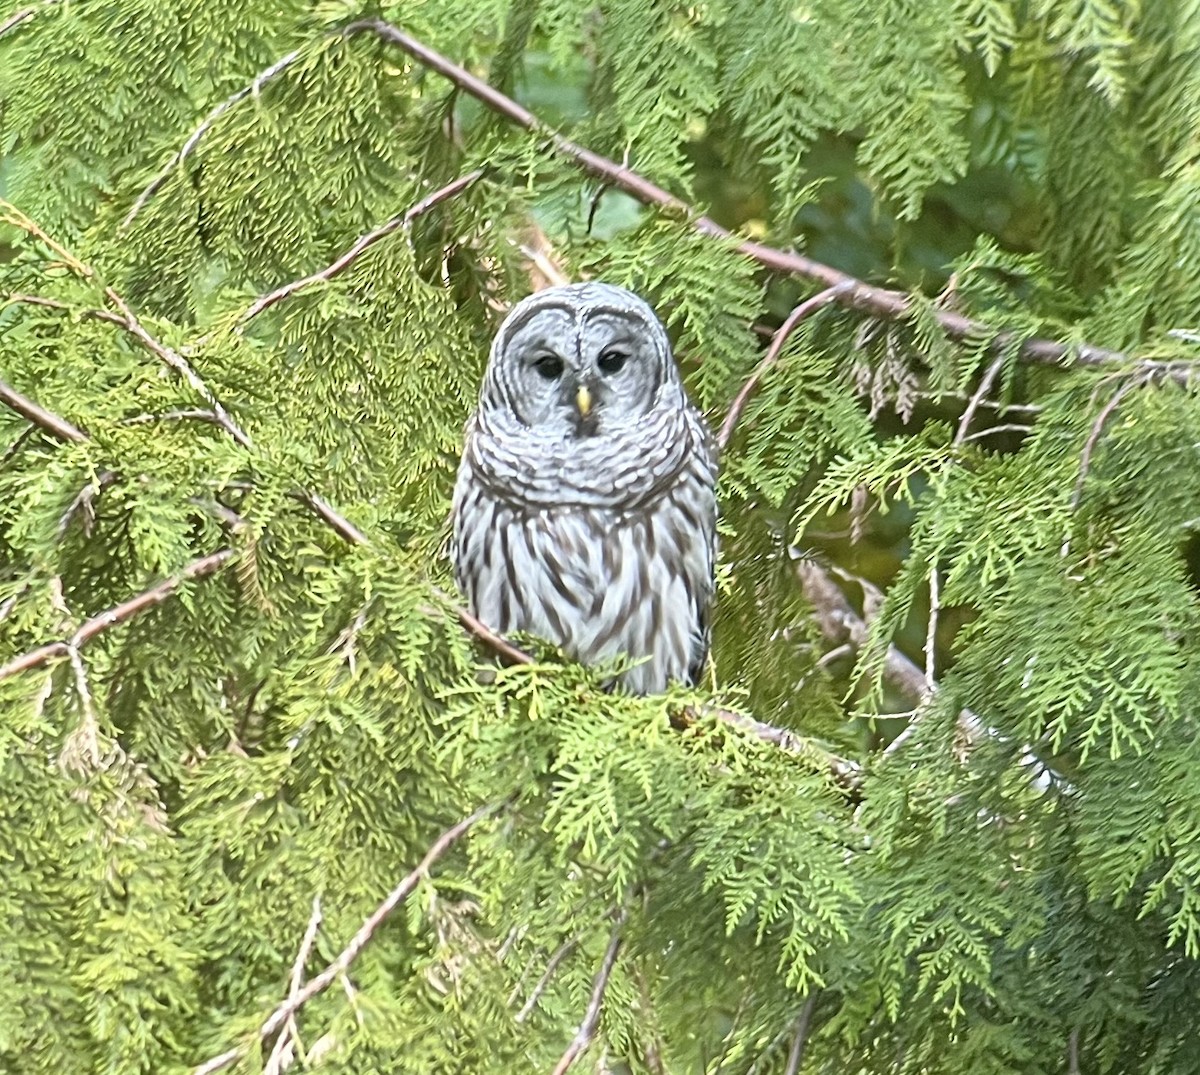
[532,354,564,380]
[597,348,628,375]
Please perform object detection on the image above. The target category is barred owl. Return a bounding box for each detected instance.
[451,282,719,694]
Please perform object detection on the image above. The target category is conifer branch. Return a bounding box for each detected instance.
[0,377,88,443]
[193,803,498,1075]
[549,909,627,1075]
[122,46,307,230]
[718,281,855,449]
[1068,369,1154,515]
[357,18,1147,374]
[263,896,324,1075]
[515,933,582,1022]
[1,200,252,447]
[235,170,485,327]
[0,550,236,682]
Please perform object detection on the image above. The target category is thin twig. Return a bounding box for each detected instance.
[549,910,627,1075]
[0,7,36,36]
[960,422,1032,443]
[1068,1027,1081,1075]
[235,171,484,327]
[953,352,1007,446]
[924,566,940,685]
[515,935,582,1022]
[718,282,855,450]
[518,242,571,288]
[121,408,222,426]
[193,803,498,1075]
[263,896,324,1075]
[783,993,819,1075]
[56,470,117,540]
[0,0,61,39]
[1068,370,1151,514]
[122,48,306,230]
[0,550,236,682]
[359,18,1148,375]
[62,645,103,772]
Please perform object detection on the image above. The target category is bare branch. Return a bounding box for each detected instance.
[358,18,1155,376]
[193,804,498,1075]
[1069,370,1152,514]
[0,378,87,443]
[293,491,370,548]
[0,7,36,36]
[0,0,60,39]
[718,282,855,450]
[236,171,484,327]
[122,47,306,230]
[924,566,940,685]
[121,408,222,426]
[263,896,324,1075]
[953,353,1007,446]
[549,910,627,1075]
[783,993,819,1075]
[960,422,1032,443]
[0,549,236,682]
[515,934,581,1022]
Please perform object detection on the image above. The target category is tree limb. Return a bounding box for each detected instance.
[0,550,236,682]
[549,909,627,1075]
[0,377,87,443]
[193,803,499,1075]
[235,170,484,327]
[718,282,854,450]
[358,18,1147,374]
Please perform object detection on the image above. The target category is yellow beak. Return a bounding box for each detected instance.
[576,384,592,417]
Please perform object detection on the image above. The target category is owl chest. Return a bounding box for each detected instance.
[467,498,672,653]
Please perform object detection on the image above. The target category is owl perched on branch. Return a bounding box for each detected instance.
[452,283,719,695]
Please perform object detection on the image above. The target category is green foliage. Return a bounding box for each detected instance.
[4,0,1200,1072]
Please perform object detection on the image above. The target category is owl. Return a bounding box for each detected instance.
[451,282,719,695]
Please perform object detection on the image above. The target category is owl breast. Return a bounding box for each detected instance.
[452,450,716,694]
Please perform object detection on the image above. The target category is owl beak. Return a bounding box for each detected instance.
[575,384,592,417]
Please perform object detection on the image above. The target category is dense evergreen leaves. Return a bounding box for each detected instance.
[4,1,1200,1072]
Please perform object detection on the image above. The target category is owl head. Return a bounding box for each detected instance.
[481,282,680,438]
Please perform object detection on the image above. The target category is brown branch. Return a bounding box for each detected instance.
[263,896,324,1075]
[549,910,627,1075]
[236,170,484,326]
[0,0,60,38]
[1068,370,1152,514]
[795,559,929,702]
[0,549,236,682]
[953,352,1007,446]
[515,934,581,1022]
[783,993,819,1075]
[358,18,1144,373]
[718,282,855,450]
[0,7,36,36]
[193,804,498,1075]
[0,378,87,443]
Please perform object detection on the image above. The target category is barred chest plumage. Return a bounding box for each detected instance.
[452,436,716,693]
